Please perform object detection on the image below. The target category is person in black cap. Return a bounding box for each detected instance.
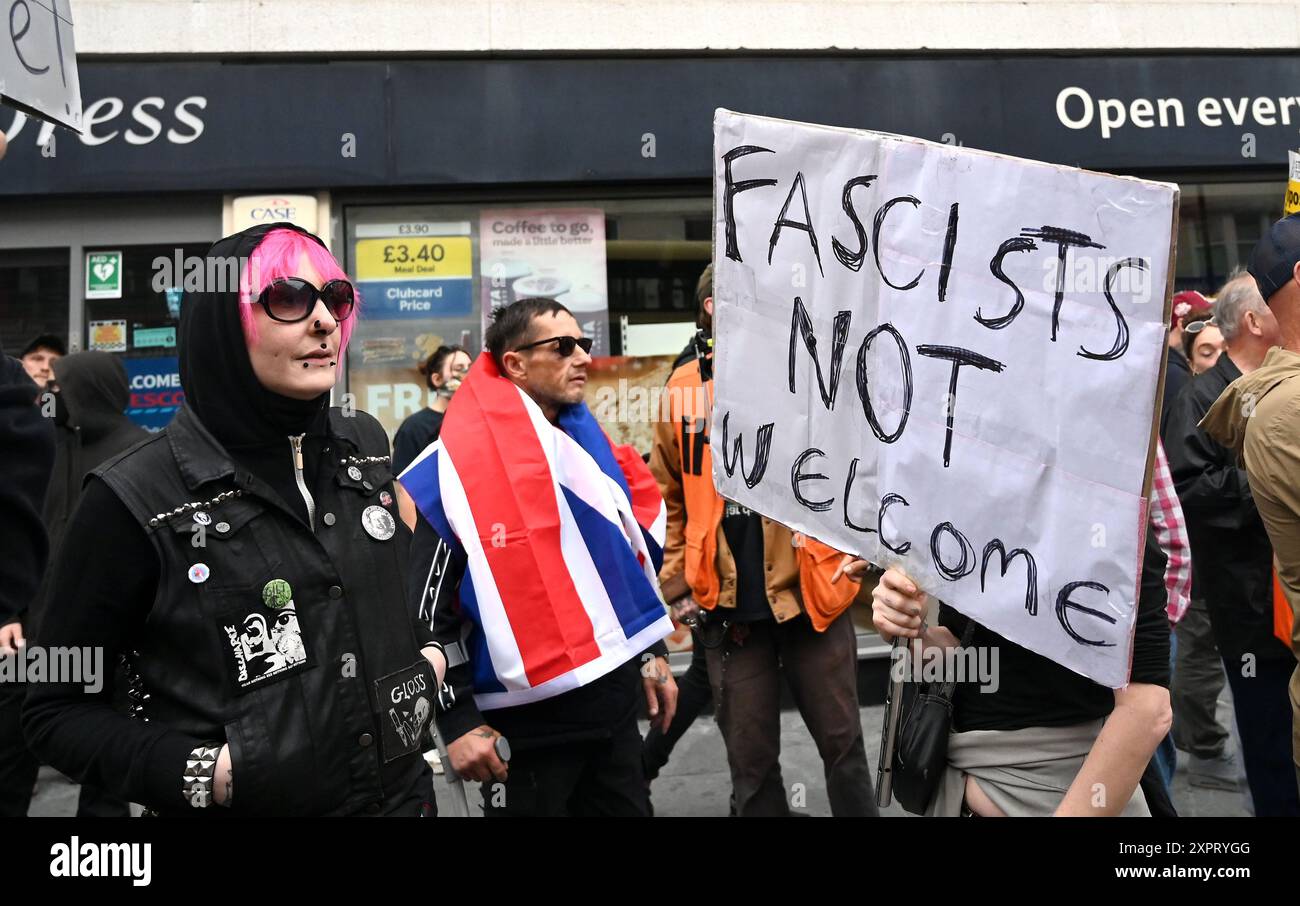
[24,224,448,816]
[18,334,66,391]
[0,348,54,815]
[1203,212,1300,795]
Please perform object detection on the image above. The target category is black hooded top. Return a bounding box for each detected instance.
[180,223,330,451]
[26,222,342,640]
[27,352,149,635]
[44,352,148,522]
[179,223,338,526]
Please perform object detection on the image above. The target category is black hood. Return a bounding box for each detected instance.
[179,223,330,450]
[51,351,130,442]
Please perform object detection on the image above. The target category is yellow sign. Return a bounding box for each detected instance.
[1286,150,1300,216]
[88,319,127,352]
[355,237,472,281]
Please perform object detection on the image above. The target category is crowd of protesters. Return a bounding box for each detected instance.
[2,214,1299,817]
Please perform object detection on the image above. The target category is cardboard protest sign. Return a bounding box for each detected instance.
[710,109,1177,687]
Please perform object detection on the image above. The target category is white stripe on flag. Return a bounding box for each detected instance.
[547,417,660,591]
[473,614,674,711]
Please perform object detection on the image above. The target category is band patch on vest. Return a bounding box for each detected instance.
[373,662,435,763]
[217,602,312,695]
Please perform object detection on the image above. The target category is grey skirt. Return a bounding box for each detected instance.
[925,718,1151,817]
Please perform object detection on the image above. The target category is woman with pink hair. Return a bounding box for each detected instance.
[25,224,450,816]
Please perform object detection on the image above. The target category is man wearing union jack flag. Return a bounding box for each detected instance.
[400,298,678,816]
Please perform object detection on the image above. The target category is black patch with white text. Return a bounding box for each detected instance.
[374,662,436,763]
[216,602,313,695]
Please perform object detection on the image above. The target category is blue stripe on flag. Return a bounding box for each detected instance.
[558,403,631,504]
[400,447,506,695]
[640,526,664,574]
[561,486,665,640]
[458,576,507,695]
[399,448,459,547]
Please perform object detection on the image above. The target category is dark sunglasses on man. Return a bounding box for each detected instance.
[513,335,594,357]
[257,276,356,323]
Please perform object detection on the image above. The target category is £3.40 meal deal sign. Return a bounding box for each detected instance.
[354,236,473,319]
[711,110,1178,687]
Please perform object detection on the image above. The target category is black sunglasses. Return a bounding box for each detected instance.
[513,335,594,357]
[257,277,356,324]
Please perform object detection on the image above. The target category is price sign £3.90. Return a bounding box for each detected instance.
[1286,150,1300,216]
[354,237,473,320]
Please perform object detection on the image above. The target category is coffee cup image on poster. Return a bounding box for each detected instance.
[479,208,610,355]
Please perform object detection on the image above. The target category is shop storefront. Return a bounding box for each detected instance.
[4,53,1296,436]
[3,51,1295,660]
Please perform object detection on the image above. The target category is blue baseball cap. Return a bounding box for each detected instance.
[1248,213,1300,303]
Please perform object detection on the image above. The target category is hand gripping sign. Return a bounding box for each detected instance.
[711,109,1177,688]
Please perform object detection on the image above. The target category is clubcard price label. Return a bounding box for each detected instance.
[354,236,473,320]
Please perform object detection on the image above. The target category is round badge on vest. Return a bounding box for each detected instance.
[188,563,211,584]
[193,511,212,526]
[361,505,396,541]
[379,490,393,507]
[262,578,293,609]
[347,466,363,481]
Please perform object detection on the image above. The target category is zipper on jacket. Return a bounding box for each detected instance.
[289,434,316,532]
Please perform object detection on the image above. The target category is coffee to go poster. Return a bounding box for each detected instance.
[479,208,610,355]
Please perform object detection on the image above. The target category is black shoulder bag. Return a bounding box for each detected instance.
[890,620,978,814]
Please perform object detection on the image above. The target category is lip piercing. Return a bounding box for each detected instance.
[319,342,327,349]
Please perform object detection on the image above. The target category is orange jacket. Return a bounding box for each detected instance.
[649,354,862,630]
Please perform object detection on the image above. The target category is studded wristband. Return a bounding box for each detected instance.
[183,743,222,809]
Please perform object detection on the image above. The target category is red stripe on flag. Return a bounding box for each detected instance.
[440,354,600,687]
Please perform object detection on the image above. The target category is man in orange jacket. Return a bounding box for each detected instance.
[649,264,877,816]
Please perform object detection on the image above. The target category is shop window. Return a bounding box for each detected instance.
[0,248,69,360]
[343,198,712,443]
[82,244,208,431]
[1175,181,1281,294]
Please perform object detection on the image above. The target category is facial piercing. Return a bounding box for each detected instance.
[319,343,327,349]
[302,362,310,369]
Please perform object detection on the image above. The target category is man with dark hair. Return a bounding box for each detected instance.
[644,266,718,794]
[1167,273,1298,814]
[402,298,678,816]
[651,264,877,817]
[1204,213,1300,795]
[483,297,570,369]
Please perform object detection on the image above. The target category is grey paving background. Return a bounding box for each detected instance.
[28,695,1251,818]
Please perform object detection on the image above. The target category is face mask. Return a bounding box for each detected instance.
[436,376,462,400]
